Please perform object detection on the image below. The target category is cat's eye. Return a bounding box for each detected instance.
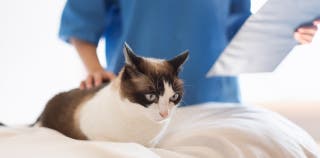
[170,93,180,102]
[145,94,157,102]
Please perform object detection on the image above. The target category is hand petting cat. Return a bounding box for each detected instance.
[79,68,116,90]
[294,19,320,44]
[70,38,116,89]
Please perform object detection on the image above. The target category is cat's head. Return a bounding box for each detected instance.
[119,43,188,122]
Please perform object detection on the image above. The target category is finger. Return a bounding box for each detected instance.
[300,39,311,45]
[298,26,317,35]
[80,81,86,90]
[102,72,116,81]
[294,32,305,43]
[314,19,320,25]
[93,74,103,87]
[86,75,94,89]
[294,32,313,44]
[294,32,300,41]
[299,33,314,43]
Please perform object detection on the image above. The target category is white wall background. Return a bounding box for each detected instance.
[0,0,319,125]
[0,0,83,124]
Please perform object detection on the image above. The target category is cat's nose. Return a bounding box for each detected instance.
[159,111,169,118]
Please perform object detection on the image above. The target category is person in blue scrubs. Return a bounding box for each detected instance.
[59,0,251,106]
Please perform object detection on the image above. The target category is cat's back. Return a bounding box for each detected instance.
[38,83,109,140]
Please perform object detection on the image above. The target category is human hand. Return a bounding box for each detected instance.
[70,38,116,89]
[294,19,320,44]
[80,68,116,90]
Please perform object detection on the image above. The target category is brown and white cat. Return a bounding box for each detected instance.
[36,43,189,146]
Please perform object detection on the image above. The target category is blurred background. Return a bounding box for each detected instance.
[0,0,319,142]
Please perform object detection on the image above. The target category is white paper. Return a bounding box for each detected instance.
[207,0,320,76]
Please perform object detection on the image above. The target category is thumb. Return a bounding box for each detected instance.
[313,19,320,25]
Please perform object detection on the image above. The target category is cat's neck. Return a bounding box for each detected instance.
[77,78,168,146]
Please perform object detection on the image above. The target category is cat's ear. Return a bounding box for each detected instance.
[168,50,189,73]
[123,42,142,68]
[122,65,142,80]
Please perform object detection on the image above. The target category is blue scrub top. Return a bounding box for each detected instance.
[59,0,251,106]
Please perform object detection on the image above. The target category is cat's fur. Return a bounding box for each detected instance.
[36,43,189,146]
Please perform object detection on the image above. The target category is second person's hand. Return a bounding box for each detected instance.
[294,19,320,44]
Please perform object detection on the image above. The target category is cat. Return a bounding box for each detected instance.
[35,43,189,147]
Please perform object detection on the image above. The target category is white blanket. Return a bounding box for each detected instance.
[0,103,319,158]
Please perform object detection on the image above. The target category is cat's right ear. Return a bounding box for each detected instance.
[123,42,142,68]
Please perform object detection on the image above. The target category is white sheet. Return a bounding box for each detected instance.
[1,103,319,158]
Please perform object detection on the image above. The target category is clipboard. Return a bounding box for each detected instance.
[207,0,320,76]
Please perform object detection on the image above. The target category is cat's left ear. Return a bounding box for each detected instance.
[123,42,142,68]
[168,50,189,73]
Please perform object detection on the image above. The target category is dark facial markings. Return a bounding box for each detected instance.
[120,43,188,107]
[120,65,184,107]
[120,61,184,107]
